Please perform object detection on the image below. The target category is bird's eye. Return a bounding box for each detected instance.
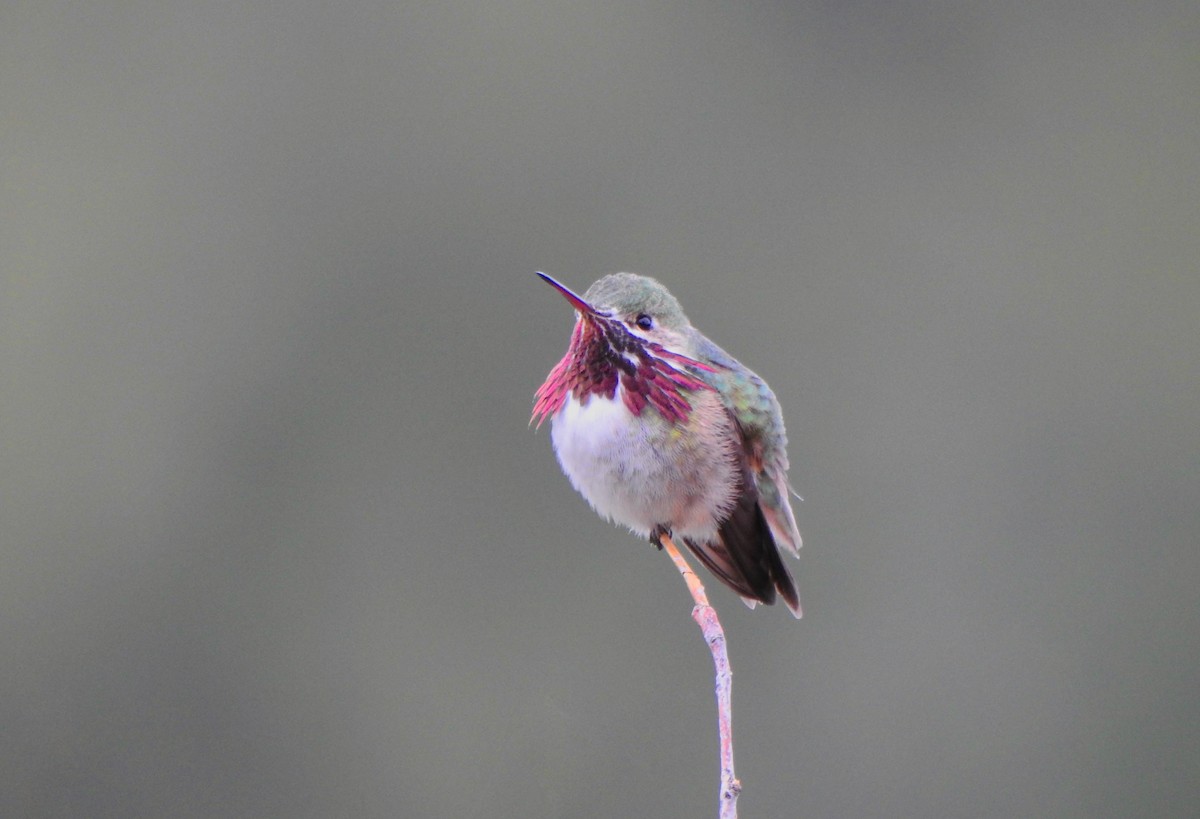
[635,314,653,331]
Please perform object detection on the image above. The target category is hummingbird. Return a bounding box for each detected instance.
[532,272,802,617]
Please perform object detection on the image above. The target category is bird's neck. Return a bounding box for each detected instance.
[533,320,718,427]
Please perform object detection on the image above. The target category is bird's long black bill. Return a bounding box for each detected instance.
[536,271,597,316]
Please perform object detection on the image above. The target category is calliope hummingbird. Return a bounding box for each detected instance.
[532,272,802,617]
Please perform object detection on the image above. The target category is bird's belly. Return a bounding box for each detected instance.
[549,391,737,539]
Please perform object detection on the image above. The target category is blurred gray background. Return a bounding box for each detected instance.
[3,2,1198,817]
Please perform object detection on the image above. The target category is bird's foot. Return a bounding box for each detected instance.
[649,524,671,551]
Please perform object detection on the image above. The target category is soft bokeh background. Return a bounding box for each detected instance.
[4,2,1198,817]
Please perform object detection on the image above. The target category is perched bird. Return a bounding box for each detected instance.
[533,272,802,616]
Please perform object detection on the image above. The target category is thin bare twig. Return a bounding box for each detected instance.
[659,532,741,819]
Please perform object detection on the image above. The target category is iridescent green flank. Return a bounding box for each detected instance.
[693,334,790,468]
